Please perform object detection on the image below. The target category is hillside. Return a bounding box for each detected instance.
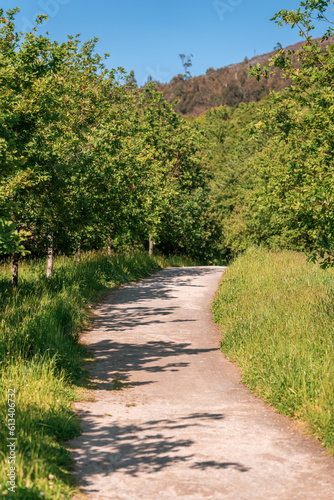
[156,37,334,116]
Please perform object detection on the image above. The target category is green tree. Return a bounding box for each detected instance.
[0,8,221,279]
[246,0,334,265]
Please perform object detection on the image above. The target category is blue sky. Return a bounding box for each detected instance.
[1,1,333,85]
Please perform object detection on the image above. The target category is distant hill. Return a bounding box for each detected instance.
[156,37,334,117]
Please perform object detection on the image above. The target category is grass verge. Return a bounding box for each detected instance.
[212,247,334,454]
[0,251,196,499]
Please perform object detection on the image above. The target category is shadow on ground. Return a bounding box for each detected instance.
[81,340,218,390]
[78,267,225,391]
[71,266,249,496]
[93,267,225,333]
[73,411,249,489]
[102,266,225,308]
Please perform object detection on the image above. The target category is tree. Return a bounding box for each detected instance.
[246,1,334,265]
[0,8,221,277]
[179,53,193,80]
[0,9,133,280]
[0,9,55,284]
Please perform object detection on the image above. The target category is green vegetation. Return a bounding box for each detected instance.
[0,6,218,498]
[207,2,334,448]
[2,0,334,494]
[212,247,334,452]
[3,2,334,270]
[0,7,220,286]
[0,251,195,499]
[193,1,334,266]
[194,101,267,259]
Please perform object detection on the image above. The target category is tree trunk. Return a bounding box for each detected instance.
[12,252,19,287]
[107,235,112,256]
[149,237,153,257]
[77,242,81,264]
[46,234,54,279]
[131,240,134,253]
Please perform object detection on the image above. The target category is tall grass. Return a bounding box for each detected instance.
[212,247,334,453]
[0,251,196,499]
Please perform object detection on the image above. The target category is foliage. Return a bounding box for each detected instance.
[212,247,334,453]
[196,1,334,264]
[245,1,334,265]
[193,101,270,258]
[0,8,216,280]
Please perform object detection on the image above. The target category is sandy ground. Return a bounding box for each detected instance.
[69,266,334,499]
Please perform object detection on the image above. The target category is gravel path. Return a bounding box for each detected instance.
[70,266,334,499]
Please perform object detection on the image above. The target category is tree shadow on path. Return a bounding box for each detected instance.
[79,267,226,390]
[103,266,226,307]
[71,266,248,495]
[80,340,218,389]
[72,411,249,490]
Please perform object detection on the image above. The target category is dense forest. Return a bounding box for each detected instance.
[191,1,334,267]
[0,8,221,287]
[2,0,334,284]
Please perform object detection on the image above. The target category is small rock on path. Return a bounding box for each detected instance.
[69,267,334,499]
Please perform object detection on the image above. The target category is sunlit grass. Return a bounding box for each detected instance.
[212,247,334,453]
[0,358,80,499]
[0,251,197,499]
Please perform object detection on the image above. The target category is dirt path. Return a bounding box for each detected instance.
[70,267,334,499]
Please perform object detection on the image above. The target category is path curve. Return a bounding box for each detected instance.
[70,267,334,499]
